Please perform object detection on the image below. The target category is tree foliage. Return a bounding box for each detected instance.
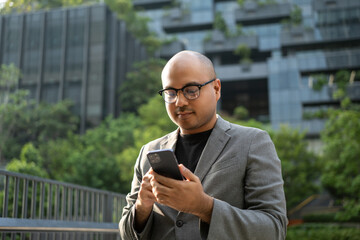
[6,143,48,178]
[0,63,21,105]
[214,11,228,36]
[272,125,320,209]
[320,108,360,220]
[0,94,78,164]
[234,44,252,64]
[119,58,166,113]
[309,69,360,220]
[0,0,97,13]
[104,0,162,54]
[0,64,78,164]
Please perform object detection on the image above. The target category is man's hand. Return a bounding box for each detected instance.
[134,169,156,232]
[150,164,214,223]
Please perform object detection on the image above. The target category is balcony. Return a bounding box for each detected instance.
[204,30,258,54]
[235,2,291,25]
[313,0,360,11]
[297,49,360,73]
[328,82,360,101]
[133,0,173,10]
[214,62,268,82]
[157,40,185,59]
[281,25,360,54]
[162,8,213,33]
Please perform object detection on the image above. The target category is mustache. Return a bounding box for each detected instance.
[175,107,193,114]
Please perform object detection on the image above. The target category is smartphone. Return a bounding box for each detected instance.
[147,149,183,180]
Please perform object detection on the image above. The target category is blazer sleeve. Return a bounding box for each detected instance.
[119,146,153,240]
[203,130,287,240]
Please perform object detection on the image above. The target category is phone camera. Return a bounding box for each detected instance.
[149,153,161,163]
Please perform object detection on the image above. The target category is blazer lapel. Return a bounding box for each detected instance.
[194,116,231,182]
[160,128,179,150]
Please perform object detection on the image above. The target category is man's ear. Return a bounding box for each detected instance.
[214,78,221,100]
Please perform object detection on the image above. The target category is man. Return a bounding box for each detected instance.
[119,50,287,239]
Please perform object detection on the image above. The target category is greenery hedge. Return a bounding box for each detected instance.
[303,213,360,223]
[287,224,360,240]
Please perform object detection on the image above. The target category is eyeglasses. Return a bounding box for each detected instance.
[158,78,216,104]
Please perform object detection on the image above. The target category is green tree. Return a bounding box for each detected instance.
[0,0,96,13]
[114,95,176,192]
[60,113,142,192]
[233,106,249,120]
[321,108,360,220]
[0,63,21,104]
[138,95,176,133]
[37,134,82,180]
[105,0,162,54]
[0,97,78,163]
[0,64,78,164]
[272,125,320,209]
[6,143,48,178]
[119,58,166,113]
[309,69,360,220]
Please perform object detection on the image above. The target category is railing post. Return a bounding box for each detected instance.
[104,194,113,223]
[12,177,20,218]
[22,179,29,218]
[2,175,9,217]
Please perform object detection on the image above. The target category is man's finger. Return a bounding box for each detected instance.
[152,171,180,187]
[179,164,197,182]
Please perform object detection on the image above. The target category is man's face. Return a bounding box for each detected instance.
[161,60,221,135]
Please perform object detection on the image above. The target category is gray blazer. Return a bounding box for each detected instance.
[119,116,288,240]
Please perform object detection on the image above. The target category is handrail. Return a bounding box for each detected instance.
[0,218,119,233]
[0,169,126,239]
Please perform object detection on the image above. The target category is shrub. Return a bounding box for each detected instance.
[287,224,360,240]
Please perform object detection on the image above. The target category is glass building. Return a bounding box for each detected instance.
[137,0,360,136]
[0,3,148,132]
[1,0,360,136]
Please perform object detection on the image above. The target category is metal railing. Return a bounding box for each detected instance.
[0,169,127,240]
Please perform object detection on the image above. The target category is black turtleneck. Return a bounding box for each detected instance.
[175,129,213,173]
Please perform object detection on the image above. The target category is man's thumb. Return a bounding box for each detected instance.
[179,164,195,181]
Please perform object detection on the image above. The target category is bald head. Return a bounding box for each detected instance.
[161,51,216,83]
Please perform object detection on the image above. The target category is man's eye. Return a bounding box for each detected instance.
[185,87,198,95]
[165,90,176,97]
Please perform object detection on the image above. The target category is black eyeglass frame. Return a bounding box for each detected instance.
[158,78,216,103]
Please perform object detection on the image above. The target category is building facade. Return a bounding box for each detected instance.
[1,0,359,136]
[138,0,360,136]
[0,3,148,132]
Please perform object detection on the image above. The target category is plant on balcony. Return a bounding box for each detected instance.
[162,1,190,19]
[214,11,229,36]
[203,11,244,43]
[281,4,303,29]
[234,43,253,69]
[237,0,277,8]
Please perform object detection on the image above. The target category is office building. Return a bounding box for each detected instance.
[1,0,360,136]
[0,3,148,132]
[137,0,360,136]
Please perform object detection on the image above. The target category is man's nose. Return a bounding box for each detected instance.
[175,90,188,107]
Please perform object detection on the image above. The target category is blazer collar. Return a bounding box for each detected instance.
[160,129,179,150]
[159,115,232,181]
